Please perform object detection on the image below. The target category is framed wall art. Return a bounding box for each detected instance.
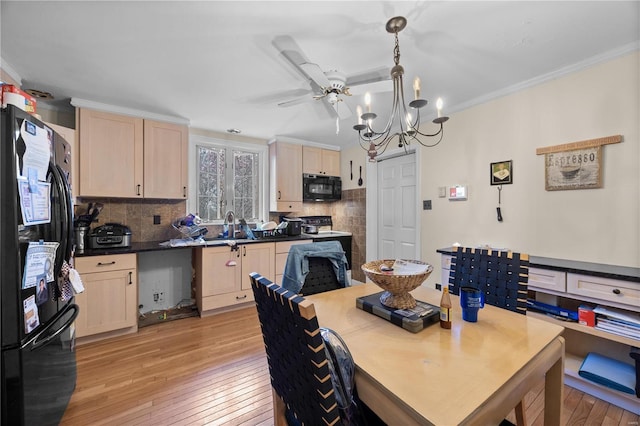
[490,160,512,185]
[544,146,602,191]
[536,135,622,191]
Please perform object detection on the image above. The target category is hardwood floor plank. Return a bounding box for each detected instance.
[60,306,638,426]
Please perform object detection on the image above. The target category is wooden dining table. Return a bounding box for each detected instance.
[306,283,565,425]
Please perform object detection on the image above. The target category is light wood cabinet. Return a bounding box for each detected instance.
[195,243,275,313]
[45,122,78,200]
[77,108,188,199]
[275,239,312,284]
[143,119,188,199]
[269,141,302,212]
[303,146,340,176]
[78,109,143,197]
[74,254,138,339]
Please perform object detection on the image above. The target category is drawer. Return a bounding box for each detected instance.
[200,289,254,311]
[528,267,566,292]
[75,253,137,273]
[567,273,639,308]
[275,239,312,254]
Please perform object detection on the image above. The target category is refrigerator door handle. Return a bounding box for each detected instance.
[22,303,79,351]
[49,164,73,271]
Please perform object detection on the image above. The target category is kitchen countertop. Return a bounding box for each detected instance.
[436,247,640,283]
[75,231,352,257]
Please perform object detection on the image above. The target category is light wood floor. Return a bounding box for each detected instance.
[61,306,639,426]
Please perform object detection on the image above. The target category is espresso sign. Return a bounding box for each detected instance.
[544,146,601,191]
[537,135,621,192]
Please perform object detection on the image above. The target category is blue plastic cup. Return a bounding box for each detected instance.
[460,287,485,322]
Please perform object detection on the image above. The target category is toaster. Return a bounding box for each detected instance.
[88,223,132,249]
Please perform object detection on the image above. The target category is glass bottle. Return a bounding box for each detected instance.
[440,287,452,329]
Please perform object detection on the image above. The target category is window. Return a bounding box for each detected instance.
[189,135,267,224]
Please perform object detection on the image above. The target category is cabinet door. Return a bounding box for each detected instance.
[46,122,77,199]
[303,146,323,174]
[270,142,302,210]
[78,108,143,197]
[241,243,275,290]
[143,120,188,199]
[200,247,242,296]
[74,268,137,337]
[322,149,341,177]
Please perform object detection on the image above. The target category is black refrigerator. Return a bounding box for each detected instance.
[1,104,79,425]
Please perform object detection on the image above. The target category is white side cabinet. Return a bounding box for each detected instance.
[439,250,639,414]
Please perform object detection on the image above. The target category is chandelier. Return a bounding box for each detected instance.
[353,16,449,162]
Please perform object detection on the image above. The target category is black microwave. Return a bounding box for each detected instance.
[303,174,342,202]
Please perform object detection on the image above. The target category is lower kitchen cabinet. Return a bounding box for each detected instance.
[275,239,313,284]
[195,243,275,313]
[74,253,138,339]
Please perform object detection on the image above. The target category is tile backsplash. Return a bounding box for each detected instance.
[75,199,187,243]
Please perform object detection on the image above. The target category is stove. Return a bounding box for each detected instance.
[299,216,352,270]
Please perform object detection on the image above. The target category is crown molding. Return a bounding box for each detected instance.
[0,57,22,86]
[70,97,190,126]
[451,42,640,115]
[268,135,340,151]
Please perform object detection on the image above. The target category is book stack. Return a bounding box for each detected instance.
[593,306,640,340]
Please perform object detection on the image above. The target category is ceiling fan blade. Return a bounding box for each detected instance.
[345,66,391,87]
[299,62,331,88]
[278,96,313,107]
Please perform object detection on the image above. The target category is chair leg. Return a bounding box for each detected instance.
[515,399,527,426]
[272,388,288,426]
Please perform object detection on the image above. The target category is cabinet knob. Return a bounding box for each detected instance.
[183,186,186,197]
[278,190,281,200]
[137,184,141,196]
[612,288,621,295]
[128,271,132,285]
[97,261,116,266]
[236,295,247,301]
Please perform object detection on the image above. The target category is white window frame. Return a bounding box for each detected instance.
[188,134,268,225]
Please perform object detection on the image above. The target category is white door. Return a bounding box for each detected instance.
[377,153,418,259]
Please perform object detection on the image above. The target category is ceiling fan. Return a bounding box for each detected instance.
[272,35,390,132]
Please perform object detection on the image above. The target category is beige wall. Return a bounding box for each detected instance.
[418,52,639,278]
[340,145,368,190]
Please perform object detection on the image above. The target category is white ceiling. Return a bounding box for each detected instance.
[1,1,639,150]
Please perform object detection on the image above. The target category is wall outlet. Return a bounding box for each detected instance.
[153,215,161,225]
[423,200,432,210]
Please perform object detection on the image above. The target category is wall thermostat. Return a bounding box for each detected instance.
[449,185,468,201]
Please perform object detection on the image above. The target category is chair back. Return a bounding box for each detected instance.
[282,241,348,295]
[249,272,343,425]
[448,247,529,315]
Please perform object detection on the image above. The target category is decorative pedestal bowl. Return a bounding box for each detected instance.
[361,259,434,309]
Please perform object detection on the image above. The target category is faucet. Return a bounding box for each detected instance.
[224,210,235,238]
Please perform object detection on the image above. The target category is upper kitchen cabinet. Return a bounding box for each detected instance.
[143,120,188,199]
[77,108,188,199]
[78,108,143,198]
[303,146,340,176]
[269,141,302,212]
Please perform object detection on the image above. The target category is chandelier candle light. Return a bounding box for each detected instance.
[353,16,449,162]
